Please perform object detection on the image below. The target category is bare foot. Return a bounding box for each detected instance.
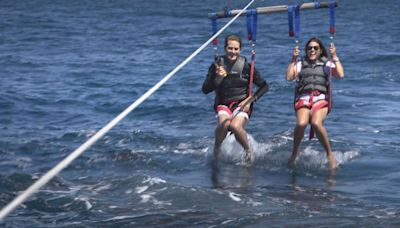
[244,150,255,164]
[327,153,337,170]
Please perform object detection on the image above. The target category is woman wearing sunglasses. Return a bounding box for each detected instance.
[285,37,344,170]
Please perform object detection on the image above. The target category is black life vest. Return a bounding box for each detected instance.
[296,57,329,94]
[216,55,250,104]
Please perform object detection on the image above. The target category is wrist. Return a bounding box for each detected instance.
[217,72,227,77]
[332,56,340,62]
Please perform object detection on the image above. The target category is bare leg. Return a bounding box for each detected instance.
[214,115,231,160]
[289,108,310,166]
[310,107,337,170]
[230,116,253,162]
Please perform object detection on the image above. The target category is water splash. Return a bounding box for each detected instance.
[217,133,360,170]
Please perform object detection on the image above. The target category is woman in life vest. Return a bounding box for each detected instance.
[202,35,268,163]
[286,37,344,170]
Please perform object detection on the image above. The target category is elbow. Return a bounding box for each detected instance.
[336,70,345,79]
[339,71,345,79]
[285,71,294,81]
[264,81,269,92]
[201,85,207,94]
[202,86,212,94]
[258,81,268,92]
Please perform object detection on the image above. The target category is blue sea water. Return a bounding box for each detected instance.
[0,0,399,226]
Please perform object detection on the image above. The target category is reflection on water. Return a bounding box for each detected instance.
[210,161,254,192]
[289,168,336,191]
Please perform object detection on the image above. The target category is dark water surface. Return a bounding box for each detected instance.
[1,0,399,226]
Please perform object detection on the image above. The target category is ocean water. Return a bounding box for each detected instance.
[1,0,399,226]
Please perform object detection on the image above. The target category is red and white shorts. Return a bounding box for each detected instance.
[295,92,328,113]
[216,104,249,119]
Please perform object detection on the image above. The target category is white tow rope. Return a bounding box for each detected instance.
[0,0,255,221]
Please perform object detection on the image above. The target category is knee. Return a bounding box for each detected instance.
[229,122,243,134]
[218,120,230,131]
[296,120,308,129]
[310,120,323,130]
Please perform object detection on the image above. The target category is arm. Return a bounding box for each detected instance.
[329,43,344,79]
[202,63,226,94]
[253,81,268,101]
[252,67,269,101]
[239,68,269,109]
[286,46,300,81]
[202,65,216,94]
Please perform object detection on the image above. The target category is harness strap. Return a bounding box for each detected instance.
[328,60,333,112]
[313,0,320,9]
[249,50,255,96]
[251,9,258,42]
[287,5,294,37]
[246,11,253,41]
[210,13,218,46]
[246,9,257,42]
[247,9,257,96]
[329,0,336,34]
[294,4,301,41]
[328,0,336,112]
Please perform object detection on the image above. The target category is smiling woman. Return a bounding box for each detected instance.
[1,0,400,226]
[285,37,344,170]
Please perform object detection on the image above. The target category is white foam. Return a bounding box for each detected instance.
[220,133,267,163]
[94,183,112,192]
[84,199,93,210]
[142,177,166,185]
[139,192,171,206]
[139,194,153,203]
[228,192,241,202]
[247,198,263,206]
[300,146,360,168]
[357,126,381,133]
[135,185,149,194]
[217,132,361,170]
[173,142,209,155]
[219,133,289,165]
[135,176,172,206]
[74,197,92,210]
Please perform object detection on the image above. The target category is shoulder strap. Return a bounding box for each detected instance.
[300,57,307,68]
[230,56,245,75]
[249,51,255,96]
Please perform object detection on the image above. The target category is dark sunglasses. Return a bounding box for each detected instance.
[307,45,320,51]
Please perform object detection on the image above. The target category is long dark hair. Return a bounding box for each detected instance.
[304,37,328,59]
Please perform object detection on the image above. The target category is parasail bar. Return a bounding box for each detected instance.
[208,1,338,19]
